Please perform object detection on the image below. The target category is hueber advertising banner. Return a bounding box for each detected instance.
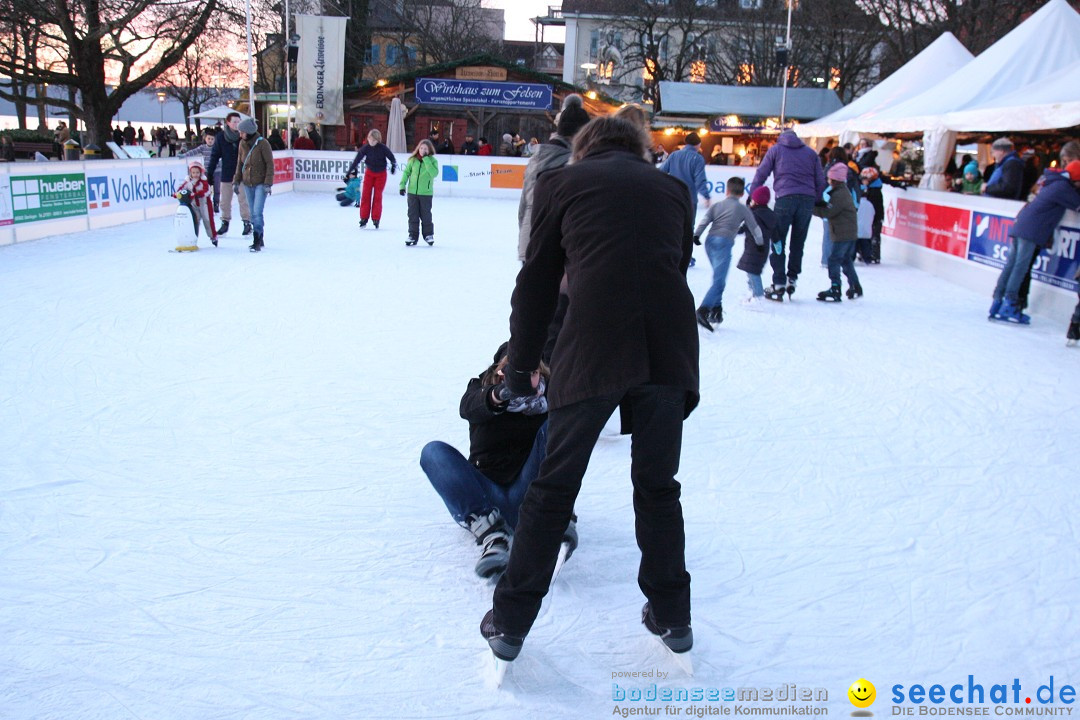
[296,14,348,125]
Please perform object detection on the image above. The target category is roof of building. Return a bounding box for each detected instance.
[657,81,842,121]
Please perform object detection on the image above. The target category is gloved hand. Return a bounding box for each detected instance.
[264,186,272,196]
[391,166,397,175]
[772,241,783,256]
[233,183,240,194]
[755,237,765,248]
[507,378,547,415]
[693,235,701,246]
[494,365,538,405]
[341,174,350,183]
[399,188,406,196]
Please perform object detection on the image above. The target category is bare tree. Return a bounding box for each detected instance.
[0,20,42,129]
[604,0,723,102]
[857,0,1044,76]
[0,0,218,147]
[395,0,503,67]
[160,35,246,132]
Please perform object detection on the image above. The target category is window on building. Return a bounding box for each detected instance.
[589,29,599,60]
[365,43,380,64]
[407,46,417,64]
[740,0,762,8]
[737,63,754,84]
[385,45,398,66]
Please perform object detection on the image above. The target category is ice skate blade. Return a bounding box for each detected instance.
[489,653,510,688]
[550,541,571,584]
[655,637,694,677]
[1067,339,1077,347]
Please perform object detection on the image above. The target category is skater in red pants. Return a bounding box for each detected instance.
[346,129,398,230]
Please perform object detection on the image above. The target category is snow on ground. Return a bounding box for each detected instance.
[0,191,1078,720]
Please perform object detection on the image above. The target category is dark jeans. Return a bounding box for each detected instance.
[770,194,816,287]
[828,239,860,288]
[420,422,548,529]
[493,384,691,637]
[1072,296,1080,325]
[992,236,1039,304]
[407,193,433,239]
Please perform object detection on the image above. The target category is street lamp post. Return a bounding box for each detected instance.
[157,90,165,126]
[779,0,794,125]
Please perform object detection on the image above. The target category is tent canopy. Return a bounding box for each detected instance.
[941,58,1080,132]
[846,0,1080,134]
[795,32,973,138]
[657,82,842,122]
[188,105,252,122]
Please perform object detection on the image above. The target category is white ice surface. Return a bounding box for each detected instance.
[1,191,1078,720]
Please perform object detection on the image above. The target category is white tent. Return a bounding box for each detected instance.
[794,32,973,139]
[941,58,1080,131]
[849,0,1080,135]
[188,105,252,122]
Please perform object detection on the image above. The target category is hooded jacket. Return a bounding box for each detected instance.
[737,204,779,275]
[1009,170,1080,248]
[750,130,827,199]
[659,145,709,210]
[518,136,572,261]
[985,152,1025,200]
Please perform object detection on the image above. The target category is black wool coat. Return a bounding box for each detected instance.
[737,205,779,276]
[508,145,700,417]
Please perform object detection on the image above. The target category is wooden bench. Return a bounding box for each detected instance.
[11,141,56,159]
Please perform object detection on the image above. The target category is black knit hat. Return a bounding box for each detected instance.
[557,96,591,138]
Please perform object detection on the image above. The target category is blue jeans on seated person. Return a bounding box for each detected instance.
[701,235,735,308]
[992,236,1039,304]
[420,421,548,529]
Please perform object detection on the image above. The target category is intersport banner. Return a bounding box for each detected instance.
[296,14,348,125]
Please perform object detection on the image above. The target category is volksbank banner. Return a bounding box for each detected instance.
[86,162,188,215]
[296,14,348,125]
[415,78,553,110]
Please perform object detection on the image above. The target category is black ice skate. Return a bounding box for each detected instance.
[424,235,435,246]
[372,219,379,229]
[846,285,863,299]
[708,304,724,325]
[406,237,418,246]
[242,220,253,236]
[764,285,785,302]
[216,220,229,235]
[695,307,713,332]
[248,231,263,253]
[817,285,842,302]
[481,609,523,686]
[642,602,694,676]
[359,218,368,228]
[1067,321,1079,347]
[786,279,797,297]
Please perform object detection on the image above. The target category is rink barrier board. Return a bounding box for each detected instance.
[3,153,1074,321]
[0,152,297,246]
[880,186,1079,320]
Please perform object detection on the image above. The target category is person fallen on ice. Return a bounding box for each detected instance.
[419,343,577,578]
[335,170,362,207]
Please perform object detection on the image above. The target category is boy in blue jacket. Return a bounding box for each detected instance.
[990,160,1080,324]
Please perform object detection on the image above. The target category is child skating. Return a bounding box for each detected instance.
[813,163,861,301]
[399,138,438,246]
[173,161,217,251]
[692,176,762,330]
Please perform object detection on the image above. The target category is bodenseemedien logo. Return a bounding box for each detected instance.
[849,678,876,716]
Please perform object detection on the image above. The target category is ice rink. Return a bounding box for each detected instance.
[1,190,1078,719]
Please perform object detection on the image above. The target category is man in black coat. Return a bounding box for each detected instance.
[481,115,700,664]
[983,137,1025,200]
[207,112,252,236]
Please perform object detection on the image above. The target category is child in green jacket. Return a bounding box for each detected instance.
[399,138,439,246]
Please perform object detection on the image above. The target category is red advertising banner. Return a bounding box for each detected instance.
[882,197,970,257]
[274,157,294,184]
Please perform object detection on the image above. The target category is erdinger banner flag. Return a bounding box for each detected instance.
[296,14,348,125]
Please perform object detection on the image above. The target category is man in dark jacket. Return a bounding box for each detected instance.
[481,115,700,667]
[983,137,1025,200]
[123,122,136,146]
[207,112,252,236]
[749,129,828,299]
[459,134,480,155]
[306,123,322,150]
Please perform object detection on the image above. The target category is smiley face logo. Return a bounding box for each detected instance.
[848,679,876,709]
